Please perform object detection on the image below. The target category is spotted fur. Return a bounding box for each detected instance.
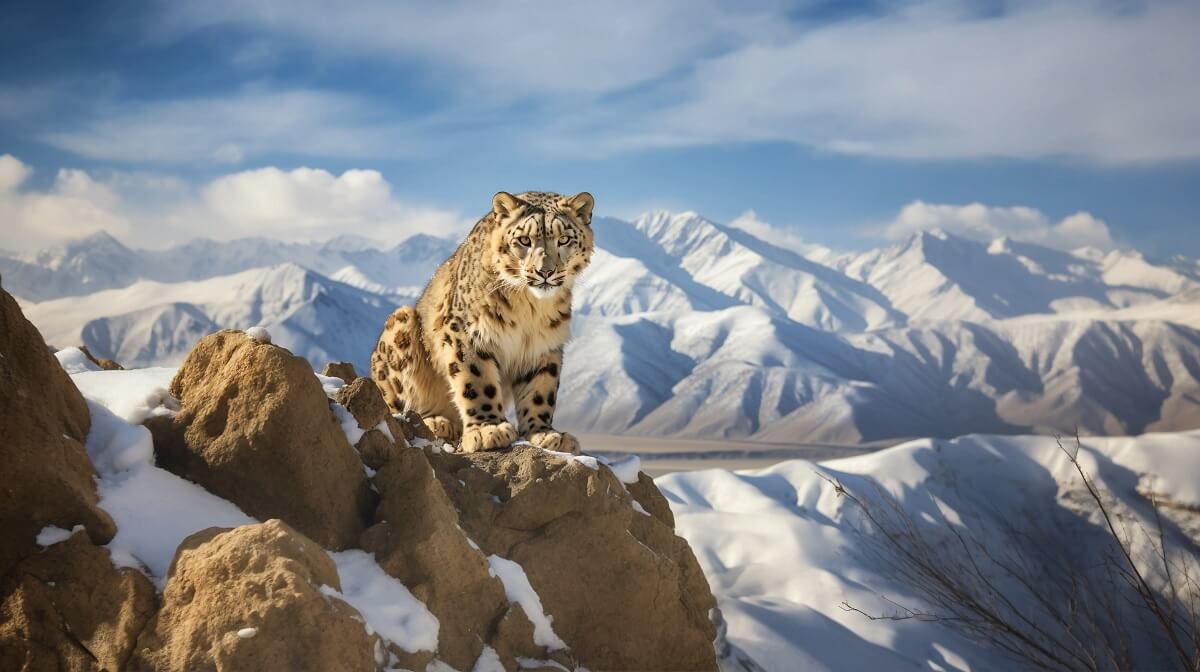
[371,191,595,453]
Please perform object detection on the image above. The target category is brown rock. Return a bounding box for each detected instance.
[79,345,124,371]
[434,446,718,672]
[401,410,433,441]
[361,447,510,671]
[134,520,380,672]
[489,605,575,670]
[321,361,358,383]
[0,531,156,671]
[356,429,402,471]
[336,377,390,430]
[628,471,676,527]
[0,288,116,578]
[153,329,370,549]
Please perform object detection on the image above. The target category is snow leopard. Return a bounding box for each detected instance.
[371,191,595,453]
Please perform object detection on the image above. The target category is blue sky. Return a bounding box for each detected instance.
[1,0,1197,256]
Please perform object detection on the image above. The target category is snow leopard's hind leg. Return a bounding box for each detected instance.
[371,306,461,441]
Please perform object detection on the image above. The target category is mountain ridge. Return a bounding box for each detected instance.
[5,214,1198,442]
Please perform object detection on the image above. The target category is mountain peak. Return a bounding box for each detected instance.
[633,209,708,228]
[321,234,381,253]
[29,229,134,270]
[54,229,130,255]
[78,230,125,247]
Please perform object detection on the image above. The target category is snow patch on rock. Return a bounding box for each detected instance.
[486,555,567,650]
[245,326,271,343]
[36,524,85,547]
[327,549,440,654]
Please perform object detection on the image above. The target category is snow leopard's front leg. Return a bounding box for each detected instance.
[434,333,517,453]
[513,349,579,454]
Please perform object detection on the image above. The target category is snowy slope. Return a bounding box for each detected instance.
[612,212,901,331]
[560,308,1200,441]
[659,431,1200,671]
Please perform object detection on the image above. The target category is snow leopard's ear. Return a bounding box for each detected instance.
[565,192,594,226]
[492,192,525,220]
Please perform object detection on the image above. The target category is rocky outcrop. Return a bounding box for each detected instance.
[0,287,116,579]
[2,291,719,671]
[363,442,718,671]
[362,447,513,670]
[134,520,381,672]
[149,330,371,549]
[430,446,719,671]
[0,531,157,671]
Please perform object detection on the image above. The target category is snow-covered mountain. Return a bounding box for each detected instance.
[0,231,454,301]
[828,229,1195,322]
[5,213,1199,442]
[23,264,399,373]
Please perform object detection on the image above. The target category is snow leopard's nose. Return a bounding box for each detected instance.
[535,268,553,280]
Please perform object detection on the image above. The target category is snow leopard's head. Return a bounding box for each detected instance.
[490,191,595,299]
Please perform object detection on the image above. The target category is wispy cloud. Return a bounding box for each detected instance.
[0,154,469,251]
[12,1,1199,168]
[130,0,1200,165]
[151,0,777,100]
[547,1,1200,163]
[41,88,434,164]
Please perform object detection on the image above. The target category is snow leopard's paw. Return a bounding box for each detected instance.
[423,415,460,441]
[460,421,517,453]
[527,430,580,455]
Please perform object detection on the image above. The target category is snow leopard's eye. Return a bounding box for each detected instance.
[558,236,571,246]
[517,236,531,247]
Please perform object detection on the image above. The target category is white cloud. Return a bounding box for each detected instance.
[727,210,825,256]
[0,155,468,252]
[201,166,465,242]
[0,154,32,192]
[0,155,134,249]
[883,201,1117,251]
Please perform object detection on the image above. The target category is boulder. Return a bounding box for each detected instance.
[321,361,358,383]
[0,287,116,578]
[361,447,511,670]
[0,530,157,671]
[150,330,371,549]
[431,446,719,671]
[134,520,380,672]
